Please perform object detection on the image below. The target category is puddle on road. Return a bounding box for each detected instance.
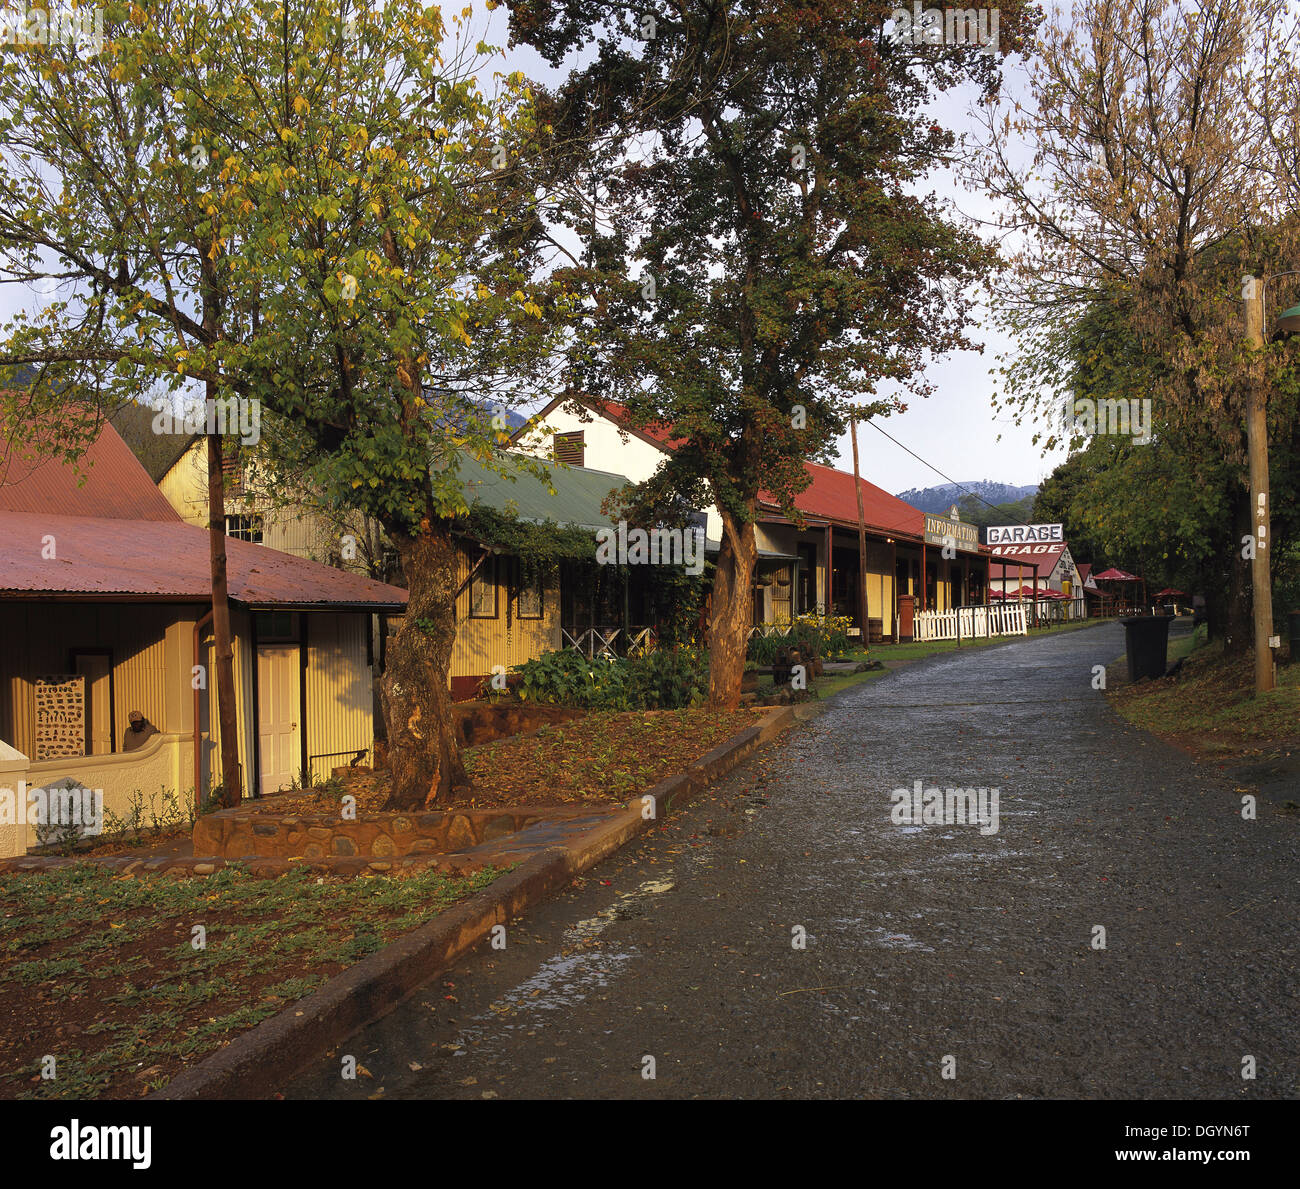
[446,877,677,1054]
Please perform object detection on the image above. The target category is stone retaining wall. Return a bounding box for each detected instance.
[192,805,546,861]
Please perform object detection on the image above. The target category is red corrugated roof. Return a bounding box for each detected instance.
[0,415,181,521]
[761,461,924,540]
[585,397,689,450]
[0,510,408,608]
[544,397,953,546]
[989,542,1067,577]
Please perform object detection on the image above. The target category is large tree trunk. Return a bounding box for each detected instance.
[707,511,758,708]
[381,521,469,809]
[206,410,242,808]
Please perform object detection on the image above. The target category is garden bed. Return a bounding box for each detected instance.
[0,862,501,1100]
[0,705,769,1099]
[265,708,763,813]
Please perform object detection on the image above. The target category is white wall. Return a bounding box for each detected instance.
[0,732,193,858]
[519,403,725,544]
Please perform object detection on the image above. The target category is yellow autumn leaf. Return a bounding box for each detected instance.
[293,94,310,115]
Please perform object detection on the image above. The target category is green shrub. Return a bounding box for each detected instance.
[514,647,706,709]
[746,614,854,663]
[628,647,707,708]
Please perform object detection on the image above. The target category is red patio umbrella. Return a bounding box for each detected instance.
[1153,587,1186,597]
[1093,567,1138,581]
[1093,567,1145,611]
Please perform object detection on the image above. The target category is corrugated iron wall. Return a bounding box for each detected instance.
[201,609,255,798]
[448,547,561,682]
[0,603,171,756]
[158,442,206,526]
[305,611,374,783]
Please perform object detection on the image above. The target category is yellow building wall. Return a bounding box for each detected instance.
[159,439,380,575]
[448,548,562,684]
[158,440,208,527]
[305,612,374,783]
[0,603,174,757]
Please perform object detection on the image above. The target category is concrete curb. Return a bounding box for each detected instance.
[153,705,797,1100]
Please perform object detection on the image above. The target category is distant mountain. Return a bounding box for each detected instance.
[894,480,1039,515]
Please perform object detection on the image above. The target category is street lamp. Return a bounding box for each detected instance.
[1271,303,1300,339]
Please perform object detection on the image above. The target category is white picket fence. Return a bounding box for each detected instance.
[913,602,1029,642]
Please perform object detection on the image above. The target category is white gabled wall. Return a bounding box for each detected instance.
[518,402,725,544]
[517,404,667,482]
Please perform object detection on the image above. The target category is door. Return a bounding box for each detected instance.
[73,652,112,755]
[257,645,300,794]
[798,544,818,613]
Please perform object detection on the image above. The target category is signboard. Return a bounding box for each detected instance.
[987,523,1063,545]
[34,675,85,762]
[922,505,980,554]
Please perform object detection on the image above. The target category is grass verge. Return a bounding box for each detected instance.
[0,862,501,1100]
[1108,627,1300,758]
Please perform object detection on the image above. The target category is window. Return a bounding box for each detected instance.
[255,611,298,641]
[518,564,544,619]
[469,556,498,618]
[226,513,264,543]
[553,431,584,467]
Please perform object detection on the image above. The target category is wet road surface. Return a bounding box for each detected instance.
[284,622,1299,1099]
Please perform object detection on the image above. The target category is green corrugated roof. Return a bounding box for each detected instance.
[456,454,627,533]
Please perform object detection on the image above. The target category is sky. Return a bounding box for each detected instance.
[0,4,1070,501]
[473,9,1071,499]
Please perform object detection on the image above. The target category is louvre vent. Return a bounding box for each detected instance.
[553,431,584,467]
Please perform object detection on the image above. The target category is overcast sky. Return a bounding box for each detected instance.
[0,6,1068,499]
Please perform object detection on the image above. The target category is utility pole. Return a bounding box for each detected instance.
[849,414,870,650]
[1242,275,1276,694]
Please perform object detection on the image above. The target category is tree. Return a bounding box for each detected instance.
[1030,457,1104,564]
[205,0,574,807]
[0,0,255,803]
[974,0,1300,649]
[1,0,574,809]
[509,0,1035,705]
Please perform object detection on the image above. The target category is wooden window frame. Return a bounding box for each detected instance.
[469,556,499,619]
[226,512,264,543]
[254,610,299,642]
[517,562,545,620]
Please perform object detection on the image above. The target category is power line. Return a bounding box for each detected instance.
[860,416,1037,529]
